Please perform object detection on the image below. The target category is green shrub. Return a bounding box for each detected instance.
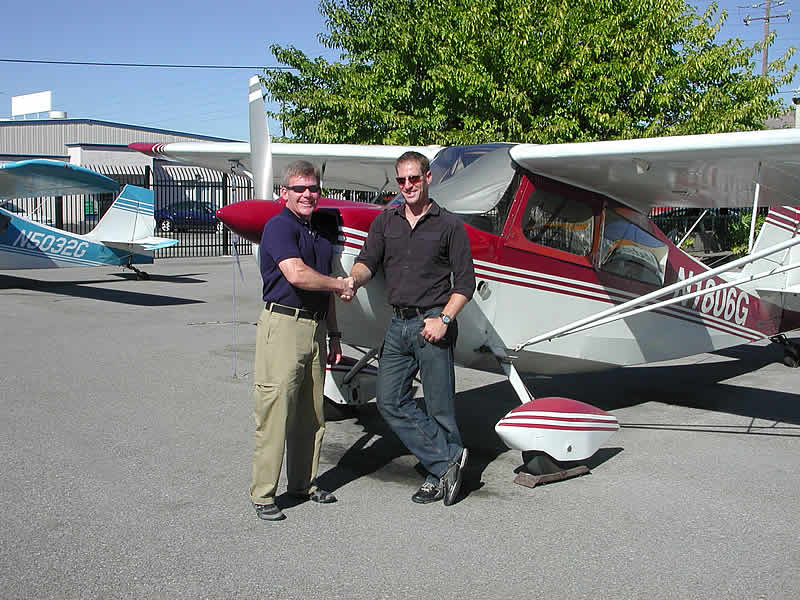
[729,211,766,257]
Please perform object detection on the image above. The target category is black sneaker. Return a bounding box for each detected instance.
[254,503,286,521]
[289,489,337,504]
[411,481,444,504]
[441,448,468,506]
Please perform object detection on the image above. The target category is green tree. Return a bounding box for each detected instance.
[263,0,796,145]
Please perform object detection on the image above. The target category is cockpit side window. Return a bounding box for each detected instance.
[522,186,594,256]
[600,209,667,286]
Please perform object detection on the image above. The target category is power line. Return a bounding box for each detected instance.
[0,58,292,70]
[741,0,792,76]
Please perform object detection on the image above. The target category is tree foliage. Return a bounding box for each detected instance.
[263,0,796,145]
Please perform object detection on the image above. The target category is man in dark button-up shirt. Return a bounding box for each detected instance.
[348,151,476,506]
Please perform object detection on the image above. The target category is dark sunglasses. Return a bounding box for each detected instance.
[395,174,424,186]
[286,184,321,194]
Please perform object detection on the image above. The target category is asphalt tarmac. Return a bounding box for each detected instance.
[1,257,798,599]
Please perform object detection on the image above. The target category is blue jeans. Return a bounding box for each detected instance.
[376,308,463,481]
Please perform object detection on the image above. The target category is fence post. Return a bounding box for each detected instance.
[55,196,64,230]
[222,172,229,255]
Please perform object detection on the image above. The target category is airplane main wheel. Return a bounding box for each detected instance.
[159,219,175,233]
[783,351,799,368]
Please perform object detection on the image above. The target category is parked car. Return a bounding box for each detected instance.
[155,200,222,233]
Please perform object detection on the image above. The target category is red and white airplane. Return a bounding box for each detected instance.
[131,76,800,477]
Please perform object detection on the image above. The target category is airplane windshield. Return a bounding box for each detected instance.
[430,144,512,186]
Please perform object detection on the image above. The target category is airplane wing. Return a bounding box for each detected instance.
[129,142,443,193]
[0,159,120,200]
[509,128,800,213]
[133,129,800,212]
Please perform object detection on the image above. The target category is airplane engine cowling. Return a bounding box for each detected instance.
[495,397,619,462]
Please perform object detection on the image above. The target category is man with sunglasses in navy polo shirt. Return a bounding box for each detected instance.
[250,160,355,521]
[346,151,476,506]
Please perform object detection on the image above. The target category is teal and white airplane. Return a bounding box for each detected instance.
[0,159,178,279]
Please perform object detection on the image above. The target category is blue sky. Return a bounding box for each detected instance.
[1,0,797,141]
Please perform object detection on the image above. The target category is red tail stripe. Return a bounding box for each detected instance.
[504,413,616,423]
[770,206,800,220]
[498,422,619,431]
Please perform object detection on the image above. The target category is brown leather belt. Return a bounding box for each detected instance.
[266,302,326,321]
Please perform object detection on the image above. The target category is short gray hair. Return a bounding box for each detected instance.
[282,160,320,187]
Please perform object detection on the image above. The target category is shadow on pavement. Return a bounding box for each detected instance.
[0,274,204,306]
[318,339,800,499]
[110,272,210,283]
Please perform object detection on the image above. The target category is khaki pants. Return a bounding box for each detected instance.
[250,307,326,505]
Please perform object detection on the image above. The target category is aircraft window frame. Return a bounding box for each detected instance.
[599,208,668,286]
[501,174,600,266]
[519,180,595,257]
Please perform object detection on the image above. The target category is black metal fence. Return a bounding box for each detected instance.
[649,207,769,252]
[6,164,255,258]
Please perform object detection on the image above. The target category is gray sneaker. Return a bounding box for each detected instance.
[254,503,286,521]
[441,448,468,506]
[411,481,444,504]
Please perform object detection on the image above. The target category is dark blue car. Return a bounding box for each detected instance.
[155,200,222,233]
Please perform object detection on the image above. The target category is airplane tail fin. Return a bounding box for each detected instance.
[249,75,272,200]
[742,206,800,290]
[85,185,156,243]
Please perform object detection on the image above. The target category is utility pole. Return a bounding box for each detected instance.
[743,0,792,76]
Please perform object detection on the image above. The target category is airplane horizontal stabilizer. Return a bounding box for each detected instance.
[741,206,800,293]
[101,236,180,252]
[755,285,800,313]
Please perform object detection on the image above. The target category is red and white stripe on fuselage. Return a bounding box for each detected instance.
[217,198,786,370]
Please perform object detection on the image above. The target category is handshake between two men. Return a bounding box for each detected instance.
[336,263,371,303]
[336,275,357,302]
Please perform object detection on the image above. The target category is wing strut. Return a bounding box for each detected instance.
[515,234,800,351]
[748,161,762,253]
[538,260,800,344]
[677,210,707,249]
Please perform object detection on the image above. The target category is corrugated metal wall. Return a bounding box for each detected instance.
[0,119,237,156]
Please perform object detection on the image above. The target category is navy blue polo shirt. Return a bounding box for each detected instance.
[259,207,333,315]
